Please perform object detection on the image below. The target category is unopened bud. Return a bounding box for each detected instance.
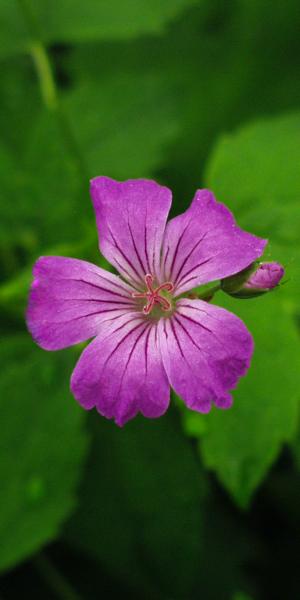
[221,262,285,298]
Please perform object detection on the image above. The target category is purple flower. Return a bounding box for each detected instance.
[27,177,267,426]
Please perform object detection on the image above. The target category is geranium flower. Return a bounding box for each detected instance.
[27,177,267,426]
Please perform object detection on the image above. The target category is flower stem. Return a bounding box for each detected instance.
[197,283,221,300]
[17,0,88,180]
[34,552,82,600]
[29,42,58,111]
[181,283,222,301]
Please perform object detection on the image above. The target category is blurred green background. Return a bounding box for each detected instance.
[1,1,300,599]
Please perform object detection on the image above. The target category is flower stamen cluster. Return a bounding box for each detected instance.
[132,274,174,315]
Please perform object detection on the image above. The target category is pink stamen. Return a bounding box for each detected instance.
[132,274,174,315]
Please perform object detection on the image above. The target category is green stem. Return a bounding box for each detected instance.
[176,283,222,301]
[17,0,88,180]
[29,42,58,111]
[198,283,221,299]
[34,553,82,600]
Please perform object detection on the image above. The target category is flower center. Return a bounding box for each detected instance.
[132,274,174,315]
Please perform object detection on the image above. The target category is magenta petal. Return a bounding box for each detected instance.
[71,313,170,426]
[158,299,253,413]
[26,256,137,350]
[161,189,267,295]
[90,177,172,287]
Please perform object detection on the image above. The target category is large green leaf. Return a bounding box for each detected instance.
[0,109,92,284]
[205,111,300,303]
[187,111,300,507]
[0,336,88,572]
[36,0,199,42]
[64,71,179,179]
[205,111,300,223]
[0,57,41,155]
[0,2,29,59]
[0,0,199,58]
[0,109,86,244]
[65,410,206,598]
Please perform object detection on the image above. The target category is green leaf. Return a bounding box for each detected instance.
[65,410,206,598]
[38,0,199,42]
[0,109,94,284]
[205,111,300,230]
[204,111,300,301]
[191,111,300,507]
[0,58,41,154]
[199,293,300,508]
[0,2,29,59]
[0,336,88,572]
[0,0,199,58]
[64,71,180,179]
[0,110,85,245]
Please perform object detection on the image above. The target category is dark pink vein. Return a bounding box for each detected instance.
[173,231,208,284]
[169,319,185,357]
[114,257,142,287]
[108,226,143,282]
[176,302,210,316]
[172,316,216,398]
[57,277,133,300]
[127,219,147,278]
[177,311,230,353]
[118,323,150,392]
[144,326,152,376]
[176,257,213,288]
[173,314,211,351]
[144,222,151,274]
[54,298,134,305]
[103,320,146,368]
[167,220,191,280]
[162,245,170,278]
[91,271,136,293]
[176,311,214,335]
[40,309,111,326]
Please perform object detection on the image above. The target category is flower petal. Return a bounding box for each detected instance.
[161,189,267,295]
[71,312,170,426]
[27,256,137,350]
[158,299,253,413]
[90,176,172,286]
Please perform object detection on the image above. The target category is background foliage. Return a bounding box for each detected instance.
[1,1,300,599]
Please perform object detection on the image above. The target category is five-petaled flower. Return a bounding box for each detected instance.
[27,177,267,426]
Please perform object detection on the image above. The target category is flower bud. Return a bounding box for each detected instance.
[221,262,285,298]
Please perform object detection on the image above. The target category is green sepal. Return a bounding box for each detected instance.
[221,263,258,295]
